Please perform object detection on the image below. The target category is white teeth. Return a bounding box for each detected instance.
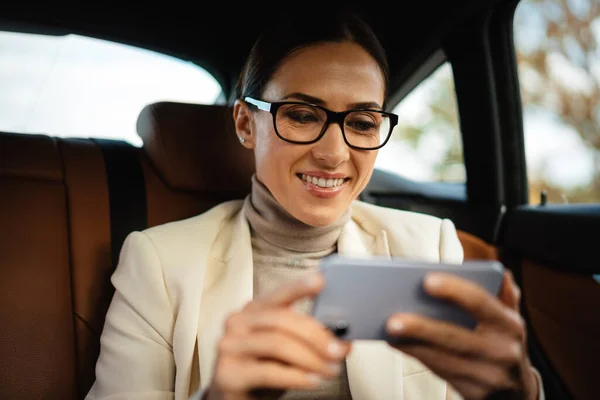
[301,174,346,188]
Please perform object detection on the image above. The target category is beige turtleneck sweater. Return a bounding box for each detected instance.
[243,175,353,400]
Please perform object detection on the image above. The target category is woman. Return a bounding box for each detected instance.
[87,8,543,400]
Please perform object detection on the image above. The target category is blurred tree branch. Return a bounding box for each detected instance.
[518,0,598,147]
[517,0,599,200]
[389,0,598,196]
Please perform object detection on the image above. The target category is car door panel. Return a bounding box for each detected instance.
[499,205,600,400]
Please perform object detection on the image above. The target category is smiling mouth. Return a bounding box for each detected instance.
[297,173,349,188]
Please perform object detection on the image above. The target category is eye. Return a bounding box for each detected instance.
[285,110,320,123]
[347,120,377,131]
[279,104,323,125]
[346,112,381,132]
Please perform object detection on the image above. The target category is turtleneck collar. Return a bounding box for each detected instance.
[243,175,351,253]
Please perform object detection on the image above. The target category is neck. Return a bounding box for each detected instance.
[243,175,351,253]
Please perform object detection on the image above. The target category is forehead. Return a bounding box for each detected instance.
[263,41,386,107]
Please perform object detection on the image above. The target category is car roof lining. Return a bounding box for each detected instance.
[0,0,501,102]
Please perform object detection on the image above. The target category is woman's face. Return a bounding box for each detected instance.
[234,41,385,226]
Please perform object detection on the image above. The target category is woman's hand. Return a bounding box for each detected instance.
[206,273,350,400]
[386,270,539,400]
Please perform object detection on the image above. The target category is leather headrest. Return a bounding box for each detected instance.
[137,102,255,194]
[0,132,63,181]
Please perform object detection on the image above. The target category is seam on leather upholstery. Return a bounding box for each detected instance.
[75,312,98,335]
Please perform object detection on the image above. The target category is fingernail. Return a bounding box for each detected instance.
[327,362,341,375]
[328,341,344,358]
[387,319,404,334]
[306,373,323,386]
[425,273,443,290]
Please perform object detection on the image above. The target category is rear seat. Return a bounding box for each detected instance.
[0,101,495,399]
[0,132,78,399]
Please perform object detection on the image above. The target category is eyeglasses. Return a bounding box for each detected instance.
[244,97,399,150]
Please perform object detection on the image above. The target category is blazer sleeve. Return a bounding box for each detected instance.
[85,231,176,400]
[439,218,464,264]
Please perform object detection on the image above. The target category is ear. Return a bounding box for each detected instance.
[233,99,256,149]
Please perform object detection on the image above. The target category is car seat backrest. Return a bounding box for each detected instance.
[0,132,78,399]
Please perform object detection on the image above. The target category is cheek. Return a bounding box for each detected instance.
[253,118,307,178]
[349,151,378,198]
[354,151,378,181]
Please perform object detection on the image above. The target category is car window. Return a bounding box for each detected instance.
[375,61,465,183]
[514,0,599,204]
[0,31,222,147]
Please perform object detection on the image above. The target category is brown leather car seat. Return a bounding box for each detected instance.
[0,132,78,399]
[0,101,495,400]
[0,103,254,399]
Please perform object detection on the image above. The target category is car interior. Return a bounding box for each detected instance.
[1,1,598,399]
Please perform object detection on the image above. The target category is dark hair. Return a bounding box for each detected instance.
[232,7,389,106]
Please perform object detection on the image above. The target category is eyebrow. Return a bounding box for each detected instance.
[280,92,382,111]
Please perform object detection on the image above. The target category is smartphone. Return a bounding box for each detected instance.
[310,254,505,341]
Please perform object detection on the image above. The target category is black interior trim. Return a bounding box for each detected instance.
[445,11,505,207]
[386,49,447,111]
[0,18,69,35]
[93,139,148,269]
[0,1,502,109]
[489,0,530,207]
[500,205,600,274]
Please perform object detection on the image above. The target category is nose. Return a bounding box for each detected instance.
[310,121,350,168]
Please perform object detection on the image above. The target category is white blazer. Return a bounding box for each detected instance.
[86,199,480,400]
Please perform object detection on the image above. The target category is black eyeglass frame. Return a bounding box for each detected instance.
[244,96,399,150]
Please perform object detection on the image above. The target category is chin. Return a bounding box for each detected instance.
[294,204,348,227]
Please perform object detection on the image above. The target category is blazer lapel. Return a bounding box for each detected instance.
[338,222,402,399]
[196,209,254,386]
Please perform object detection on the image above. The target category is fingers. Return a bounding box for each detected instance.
[219,330,345,378]
[396,344,520,392]
[251,272,324,308]
[423,272,525,338]
[214,357,324,393]
[248,309,349,360]
[225,308,348,361]
[244,360,323,390]
[214,280,351,395]
[387,314,523,365]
